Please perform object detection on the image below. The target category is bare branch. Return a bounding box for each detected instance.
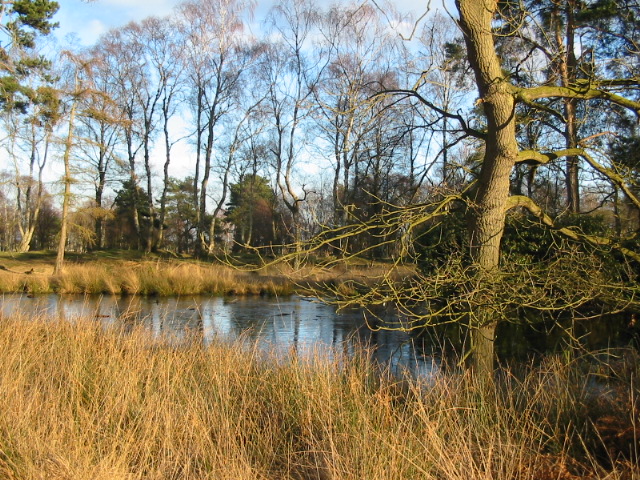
[516,147,640,211]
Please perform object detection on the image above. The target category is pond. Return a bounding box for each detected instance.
[0,293,438,378]
[2,293,637,377]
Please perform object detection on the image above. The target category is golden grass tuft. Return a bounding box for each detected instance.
[0,252,406,298]
[0,313,636,479]
[3,260,302,297]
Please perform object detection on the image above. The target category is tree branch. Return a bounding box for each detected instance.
[508,195,640,263]
[516,147,640,211]
[513,83,640,116]
[375,88,486,139]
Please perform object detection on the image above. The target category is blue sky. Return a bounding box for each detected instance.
[56,0,184,45]
[52,0,446,181]
[55,0,441,47]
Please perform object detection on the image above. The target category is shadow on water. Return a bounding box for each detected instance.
[2,293,637,377]
[0,293,438,378]
[411,309,640,367]
[494,312,640,363]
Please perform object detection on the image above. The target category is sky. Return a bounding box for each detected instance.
[55,0,444,47]
[56,0,184,46]
[51,0,449,183]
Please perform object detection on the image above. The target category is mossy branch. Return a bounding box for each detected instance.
[508,195,640,263]
[228,193,467,272]
[513,83,640,116]
[515,147,640,211]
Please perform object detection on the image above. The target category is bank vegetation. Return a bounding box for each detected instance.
[0,250,408,297]
[0,314,637,480]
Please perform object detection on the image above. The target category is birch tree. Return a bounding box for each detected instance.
[178,0,254,256]
[55,51,87,274]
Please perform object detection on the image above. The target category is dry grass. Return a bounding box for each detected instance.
[0,313,637,479]
[0,260,298,296]
[0,254,402,297]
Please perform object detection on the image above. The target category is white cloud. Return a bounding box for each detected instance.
[55,0,182,46]
[75,19,107,45]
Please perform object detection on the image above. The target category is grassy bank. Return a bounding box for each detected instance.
[0,250,401,296]
[0,314,637,479]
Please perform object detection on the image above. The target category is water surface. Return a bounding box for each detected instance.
[0,294,437,377]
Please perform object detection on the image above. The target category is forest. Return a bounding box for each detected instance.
[0,0,639,370]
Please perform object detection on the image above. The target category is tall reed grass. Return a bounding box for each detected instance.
[0,259,395,297]
[0,261,299,296]
[0,313,637,479]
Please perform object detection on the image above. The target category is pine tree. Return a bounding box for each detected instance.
[0,0,59,112]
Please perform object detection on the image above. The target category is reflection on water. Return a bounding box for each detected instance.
[0,294,437,378]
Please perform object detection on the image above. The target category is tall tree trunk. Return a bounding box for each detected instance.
[157,110,171,250]
[198,118,213,256]
[193,85,203,257]
[613,186,622,237]
[144,138,155,253]
[127,156,142,251]
[457,0,519,380]
[55,97,78,275]
[554,0,580,213]
[95,125,108,250]
[124,120,142,251]
[208,163,231,256]
[565,100,580,213]
[16,127,49,253]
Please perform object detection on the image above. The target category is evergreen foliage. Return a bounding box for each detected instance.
[226,174,280,248]
[0,0,59,114]
[6,0,59,48]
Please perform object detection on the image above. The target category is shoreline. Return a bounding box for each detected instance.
[0,250,407,297]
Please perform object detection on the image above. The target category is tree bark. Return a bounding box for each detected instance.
[564,7,579,215]
[553,0,580,213]
[15,127,49,253]
[456,0,519,379]
[157,105,172,249]
[143,134,156,253]
[55,95,78,275]
[127,149,142,251]
[95,126,107,250]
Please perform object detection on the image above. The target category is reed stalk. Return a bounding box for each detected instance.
[0,314,636,479]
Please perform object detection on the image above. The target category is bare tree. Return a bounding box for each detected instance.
[77,46,122,249]
[2,66,59,252]
[139,16,186,250]
[96,27,147,250]
[123,20,164,253]
[317,3,384,231]
[178,0,255,256]
[261,0,325,261]
[55,51,86,274]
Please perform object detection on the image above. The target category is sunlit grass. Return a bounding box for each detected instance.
[0,313,636,479]
[0,251,404,297]
[0,257,297,296]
